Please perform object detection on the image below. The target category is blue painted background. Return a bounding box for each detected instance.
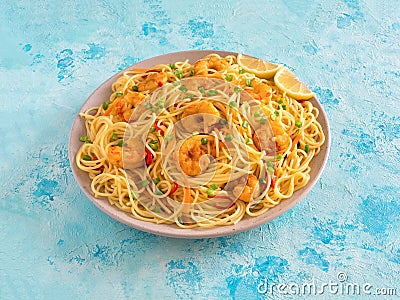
[1,1,399,299]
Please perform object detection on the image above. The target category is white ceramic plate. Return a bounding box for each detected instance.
[68,50,330,238]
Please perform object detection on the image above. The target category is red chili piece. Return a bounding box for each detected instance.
[270,176,276,189]
[154,122,165,135]
[168,182,179,196]
[92,156,104,172]
[145,148,153,165]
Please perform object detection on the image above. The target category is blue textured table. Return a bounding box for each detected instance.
[1,1,399,299]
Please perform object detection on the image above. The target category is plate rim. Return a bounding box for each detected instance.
[68,50,331,239]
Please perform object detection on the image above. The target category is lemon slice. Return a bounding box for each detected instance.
[274,67,315,100]
[237,53,283,79]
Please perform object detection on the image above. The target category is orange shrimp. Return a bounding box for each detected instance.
[178,136,209,176]
[180,101,220,132]
[253,120,290,153]
[194,55,229,75]
[232,174,259,202]
[137,72,168,92]
[246,82,273,103]
[103,92,146,122]
[107,139,145,168]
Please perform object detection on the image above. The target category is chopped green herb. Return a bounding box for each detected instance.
[242,121,249,129]
[183,94,194,100]
[198,86,205,93]
[116,92,123,97]
[149,126,156,132]
[225,74,233,81]
[165,134,173,141]
[151,107,159,113]
[254,110,261,118]
[153,177,161,184]
[274,110,279,116]
[153,205,161,213]
[132,191,140,199]
[184,93,194,100]
[174,69,183,79]
[234,86,242,93]
[229,101,237,108]
[111,133,118,141]
[102,101,111,110]
[210,183,218,190]
[179,85,188,93]
[270,113,277,121]
[219,119,228,125]
[245,138,253,145]
[278,99,284,104]
[132,85,139,92]
[282,104,287,110]
[145,102,152,109]
[206,89,218,96]
[155,188,164,195]
[260,117,268,124]
[304,144,310,153]
[259,178,267,185]
[82,155,92,161]
[206,188,215,197]
[201,137,208,145]
[266,161,274,168]
[116,140,124,147]
[274,154,283,160]
[295,121,303,128]
[267,166,275,174]
[172,81,180,87]
[149,143,158,150]
[190,69,195,76]
[239,69,246,74]
[79,136,92,143]
[149,140,159,150]
[225,133,233,142]
[169,63,175,70]
[245,78,252,87]
[137,179,150,187]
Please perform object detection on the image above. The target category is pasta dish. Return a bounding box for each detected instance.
[76,53,325,228]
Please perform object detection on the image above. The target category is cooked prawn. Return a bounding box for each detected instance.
[246,82,272,103]
[181,101,220,119]
[107,139,145,169]
[253,120,290,153]
[103,92,146,122]
[194,56,229,76]
[137,72,168,92]
[270,121,290,153]
[108,145,123,168]
[257,107,291,153]
[181,101,220,132]
[178,135,215,176]
[232,174,259,202]
[124,91,146,107]
[253,128,274,153]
